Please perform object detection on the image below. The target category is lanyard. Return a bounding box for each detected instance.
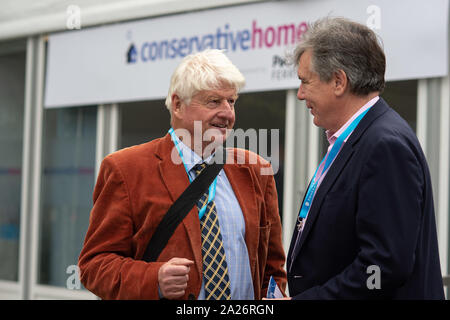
[297,107,372,227]
[168,128,217,219]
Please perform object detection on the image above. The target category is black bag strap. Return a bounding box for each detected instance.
[142,158,224,262]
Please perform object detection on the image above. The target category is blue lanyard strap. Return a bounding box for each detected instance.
[298,107,372,221]
[168,128,217,219]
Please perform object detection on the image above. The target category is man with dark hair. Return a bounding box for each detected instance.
[286,17,444,299]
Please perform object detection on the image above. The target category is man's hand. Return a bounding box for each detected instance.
[158,258,194,299]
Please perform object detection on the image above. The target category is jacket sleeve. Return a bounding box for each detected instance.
[78,155,163,299]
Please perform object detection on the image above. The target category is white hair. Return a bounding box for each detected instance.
[165,49,245,113]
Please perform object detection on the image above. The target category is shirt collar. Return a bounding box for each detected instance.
[171,132,214,173]
[326,96,379,145]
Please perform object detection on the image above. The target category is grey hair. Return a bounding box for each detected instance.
[165,49,245,113]
[293,17,385,95]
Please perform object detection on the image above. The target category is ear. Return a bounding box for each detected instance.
[333,69,348,96]
[171,94,183,119]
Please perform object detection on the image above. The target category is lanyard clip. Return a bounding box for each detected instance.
[297,217,304,232]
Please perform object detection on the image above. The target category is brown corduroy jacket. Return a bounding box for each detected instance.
[78,134,286,299]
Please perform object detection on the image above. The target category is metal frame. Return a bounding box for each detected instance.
[282,89,320,253]
[19,36,40,300]
[282,90,298,253]
[438,76,449,282]
[28,35,45,300]
[0,280,20,299]
[417,78,449,294]
[417,79,428,154]
[96,103,120,178]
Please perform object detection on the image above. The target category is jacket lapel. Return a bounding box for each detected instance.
[157,134,190,201]
[290,98,390,261]
[156,134,203,275]
[291,145,355,261]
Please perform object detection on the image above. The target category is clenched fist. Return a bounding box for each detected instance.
[158,258,194,299]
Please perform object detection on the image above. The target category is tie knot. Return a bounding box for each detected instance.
[193,163,207,176]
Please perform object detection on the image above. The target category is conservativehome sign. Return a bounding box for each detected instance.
[45,0,448,108]
[125,20,308,63]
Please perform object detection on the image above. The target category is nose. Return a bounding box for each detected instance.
[297,83,305,100]
[222,99,235,111]
[217,100,235,120]
[219,99,234,112]
[218,106,234,120]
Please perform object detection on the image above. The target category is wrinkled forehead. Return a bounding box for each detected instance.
[297,50,314,77]
[193,87,238,100]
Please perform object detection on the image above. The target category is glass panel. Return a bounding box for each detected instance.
[120,100,169,148]
[0,50,26,282]
[381,80,418,132]
[39,106,96,287]
[232,90,286,215]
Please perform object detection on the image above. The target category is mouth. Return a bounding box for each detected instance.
[208,123,230,142]
[210,123,228,130]
[203,123,229,148]
[211,122,227,128]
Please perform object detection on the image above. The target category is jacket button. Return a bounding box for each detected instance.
[188,294,196,300]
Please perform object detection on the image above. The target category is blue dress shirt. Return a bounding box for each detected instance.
[174,134,254,300]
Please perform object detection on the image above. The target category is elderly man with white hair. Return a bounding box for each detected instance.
[78,49,287,300]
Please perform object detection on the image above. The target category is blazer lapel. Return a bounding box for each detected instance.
[291,145,355,261]
[157,134,190,201]
[156,134,203,275]
[290,98,390,261]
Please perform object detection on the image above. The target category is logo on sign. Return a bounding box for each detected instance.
[271,54,297,81]
[127,43,138,64]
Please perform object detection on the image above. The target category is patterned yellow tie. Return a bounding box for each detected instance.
[194,163,231,300]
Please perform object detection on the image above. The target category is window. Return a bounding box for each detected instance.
[233,90,286,215]
[381,80,418,132]
[39,106,96,287]
[0,49,26,282]
[120,100,169,148]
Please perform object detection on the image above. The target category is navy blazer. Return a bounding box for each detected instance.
[287,98,445,299]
